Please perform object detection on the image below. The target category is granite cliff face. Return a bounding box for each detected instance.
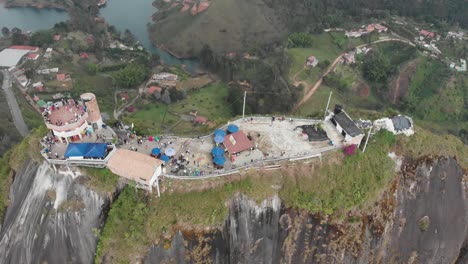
[146,156,468,263]
[0,160,111,264]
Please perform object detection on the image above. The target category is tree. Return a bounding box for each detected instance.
[11,31,26,45]
[30,30,53,47]
[1,27,9,37]
[86,63,98,75]
[113,64,148,88]
[287,32,314,48]
[362,51,392,83]
[122,29,135,46]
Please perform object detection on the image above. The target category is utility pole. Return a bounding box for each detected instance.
[242,90,247,118]
[155,175,161,197]
[362,126,373,153]
[324,91,332,120]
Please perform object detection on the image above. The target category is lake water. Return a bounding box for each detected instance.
[0,3,68,31]
[0,1,198,72]
[100,0,199,72]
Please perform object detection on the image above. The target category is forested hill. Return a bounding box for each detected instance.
[264,0,467,30]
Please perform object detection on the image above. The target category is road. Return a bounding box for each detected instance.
[1,70,29,137]
[291,37,415,112]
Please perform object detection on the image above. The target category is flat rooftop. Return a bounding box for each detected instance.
[45,103,85,127]
[107,149,163,183]
[0,48,30,68]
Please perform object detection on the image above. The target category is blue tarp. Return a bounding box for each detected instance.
[151,148,161,156]
[159,155,170,163]
[64,143,107,158]
[211,147,224,156]
[214,134,225,143]
[227,124,239,133]
[214,129,226,137]
[213,155,226,165]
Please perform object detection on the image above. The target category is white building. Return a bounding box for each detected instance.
[327,106,365,146]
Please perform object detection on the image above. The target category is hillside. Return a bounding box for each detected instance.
[149,0,288,58]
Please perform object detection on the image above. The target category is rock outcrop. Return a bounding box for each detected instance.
[146,156,468,263]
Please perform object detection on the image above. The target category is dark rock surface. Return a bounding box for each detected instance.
[146,156,468,264]
[0,160,109,264]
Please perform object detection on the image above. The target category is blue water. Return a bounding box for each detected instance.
[0,3,68,31]
[100,0,199,72]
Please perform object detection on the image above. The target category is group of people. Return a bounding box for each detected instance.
[43,99,86,126]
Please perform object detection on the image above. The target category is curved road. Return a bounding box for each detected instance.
[1,70,29,137]
[291,37,415,112]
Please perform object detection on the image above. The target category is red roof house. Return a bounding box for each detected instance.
[53,34,61,41]
[27,53,39,60]
[420,30,435,38]
[194,116,208,124]
[79,53,89,59]
[56,74,66,81]
[147,86,162,95]
[9,45,39,52]
[223,131,254,155]
[87,36,95,44]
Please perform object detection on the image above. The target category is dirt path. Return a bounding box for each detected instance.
[113,92,140,120]
[291,37,415,113]
[1,70,29,137]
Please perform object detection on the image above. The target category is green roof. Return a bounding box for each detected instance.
[37,100,46,107]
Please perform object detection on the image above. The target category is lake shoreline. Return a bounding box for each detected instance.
[4,1,67,11]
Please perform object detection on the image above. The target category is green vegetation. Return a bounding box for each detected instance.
[29,30,53,47]
[83,168,119,193]
[0,126,48,221]
[288,32,314,48]
[402,58,452,120]
[95,175,278,263]
[125,83,233,135]
[72,75,115,114]
[12,86,42,130]
[0,152,13,221]
[171,83,233,121]
[114,64,148,88]
[281,131,396,215]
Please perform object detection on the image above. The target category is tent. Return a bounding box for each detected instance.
[211,147,224,156]
[151,148,161,156]
[214,134,225,143]
[213,155,226,165]
[214,129,226,137]
[165,148,176,156]
[37,100,47,108]
[159,155,170,163]
[64,143,107,158]
[227,124,239,133]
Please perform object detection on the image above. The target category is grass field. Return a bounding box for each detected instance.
[124,83,233,135]
[170,83,232,121]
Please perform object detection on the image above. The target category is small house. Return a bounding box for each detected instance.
[222,130,254,155]
[329,105,365,146]
[420,29,435,38]
[306,56,319,68]
[194,116,208,124]
[27,53,39,60]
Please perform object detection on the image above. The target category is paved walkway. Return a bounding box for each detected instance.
[1,70,29,137]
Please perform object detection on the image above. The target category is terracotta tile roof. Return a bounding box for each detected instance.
[223,130,254,154]
[147,86,162,95]
[9,45,39,51]
[194,116,208,123]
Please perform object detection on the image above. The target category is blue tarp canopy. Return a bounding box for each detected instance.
[214,134,225,143]
[151,148,161,156]
[64,143,107,158]
[227,124,239,133]
[214,129,226,137]
[159,155,170,163]
[211,147,224,156]
[213,155,226,165]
